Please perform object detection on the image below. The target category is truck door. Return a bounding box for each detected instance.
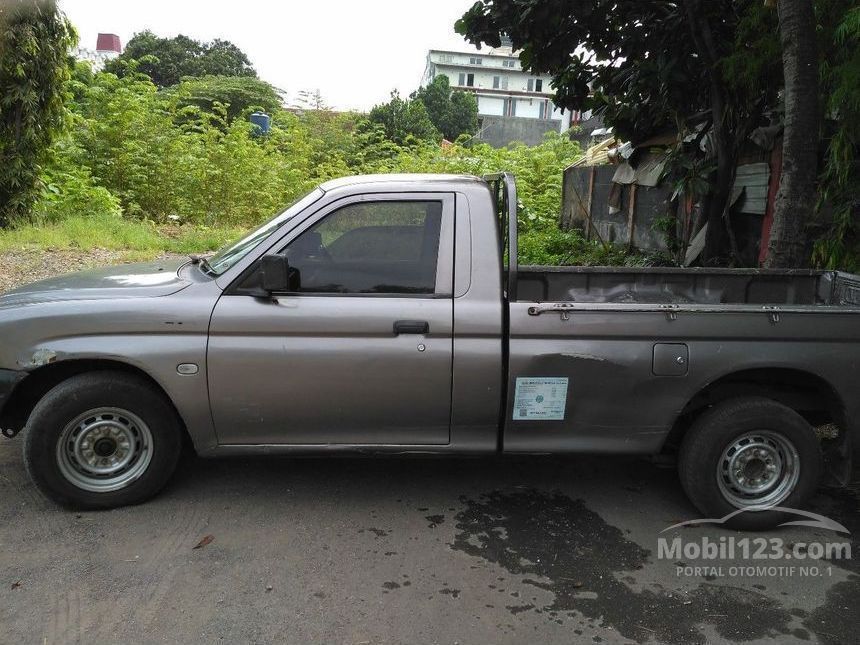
[207,193,455,445]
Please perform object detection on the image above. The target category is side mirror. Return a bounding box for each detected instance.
[260,254,290,293]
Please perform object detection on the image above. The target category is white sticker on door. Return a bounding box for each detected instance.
[512,377,569,421]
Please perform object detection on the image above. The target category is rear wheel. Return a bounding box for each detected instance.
[678,397,822,530]
[23,372,182,509]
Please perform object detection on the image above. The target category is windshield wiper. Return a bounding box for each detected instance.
[188,255,214,276]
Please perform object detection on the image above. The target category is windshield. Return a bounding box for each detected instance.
[205,188,325,276]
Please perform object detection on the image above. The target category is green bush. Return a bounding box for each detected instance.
[39,69,587,231]
[36,165,122,224]
[518,227,667,266]
[169,75,282,123]
[8,66,667,268]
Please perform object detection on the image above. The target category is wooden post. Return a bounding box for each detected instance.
[585,166,596,241]
[758,139,782,266]
[627,183,638,250]
[560,169,569,230]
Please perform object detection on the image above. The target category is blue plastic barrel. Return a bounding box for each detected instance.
[249,112,271,136]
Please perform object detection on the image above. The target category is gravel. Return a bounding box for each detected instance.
[0,248,185,293]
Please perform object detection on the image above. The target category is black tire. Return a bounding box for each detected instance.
[678,396,823,531]
[23,371,183,510]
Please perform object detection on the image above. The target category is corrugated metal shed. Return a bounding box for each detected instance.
[733,163,770,214]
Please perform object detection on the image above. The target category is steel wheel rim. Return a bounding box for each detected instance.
[717,430,800,509]
[56,407,153,493]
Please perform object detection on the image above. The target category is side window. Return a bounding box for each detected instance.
[284,201,443,295]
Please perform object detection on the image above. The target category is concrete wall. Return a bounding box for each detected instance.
[477,96,505,116]
[515,98,542,119]
[477,115,563,148]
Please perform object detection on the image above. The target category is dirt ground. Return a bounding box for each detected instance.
[0,251,857,644]
[0,248,181,293]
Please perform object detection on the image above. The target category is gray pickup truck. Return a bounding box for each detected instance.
[1,173,858,527]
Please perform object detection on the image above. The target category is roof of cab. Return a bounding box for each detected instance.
[319,173,488,192]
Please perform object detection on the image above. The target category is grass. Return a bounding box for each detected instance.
[0,214,669,268]
[518,227,672,267]
[0,214,244,260]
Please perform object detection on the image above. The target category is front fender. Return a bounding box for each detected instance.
[0,368,27,437]
[0,283,223,451]
[6,338,218,453]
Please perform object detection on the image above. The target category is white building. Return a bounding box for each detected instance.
[421,44,578,146]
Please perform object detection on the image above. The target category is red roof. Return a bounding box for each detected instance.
[96,33,122,53]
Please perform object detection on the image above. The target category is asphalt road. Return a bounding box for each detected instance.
[0,446,857,645]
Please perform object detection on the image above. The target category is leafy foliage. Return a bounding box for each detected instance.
[367,90,441,145]
[411,75,478,141]
[169,75,283,123]
[457,0,859,269]
[457,1,762,142]
[0,0,76,228]
[103,30,256,87]
[12,65,612,266]
[0,23,675,271]
[35,134,121,224]
[518,227,666,266]
[813,4,860,270]
[456,0,787,265]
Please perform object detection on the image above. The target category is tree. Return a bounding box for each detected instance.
[199,39,256,78]
[294,89,330,112]
[172,76,283,122]
[367,90,440,145]
[812,5,860,270]
[764,0,820,267]
[411,75,478,141]
[103,30,256,87]
[0,0,76,227]
[457,0,783,264]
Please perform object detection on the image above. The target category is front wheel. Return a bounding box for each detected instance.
[678,397,823,530]
[23,372,183,509]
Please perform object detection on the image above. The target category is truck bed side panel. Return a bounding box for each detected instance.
[503,302,860,454]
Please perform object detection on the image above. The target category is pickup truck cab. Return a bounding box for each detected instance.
[1,173,858,528]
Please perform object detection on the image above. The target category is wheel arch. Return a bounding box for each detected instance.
[1,359,193,450]
[664,367,848,454]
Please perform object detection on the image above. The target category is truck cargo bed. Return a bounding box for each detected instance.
[516,266,860,307]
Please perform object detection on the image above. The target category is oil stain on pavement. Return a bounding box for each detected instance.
[802,483,860,644]
[450,488,819,644]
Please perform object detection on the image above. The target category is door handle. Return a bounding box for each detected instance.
[393,320,429,335]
